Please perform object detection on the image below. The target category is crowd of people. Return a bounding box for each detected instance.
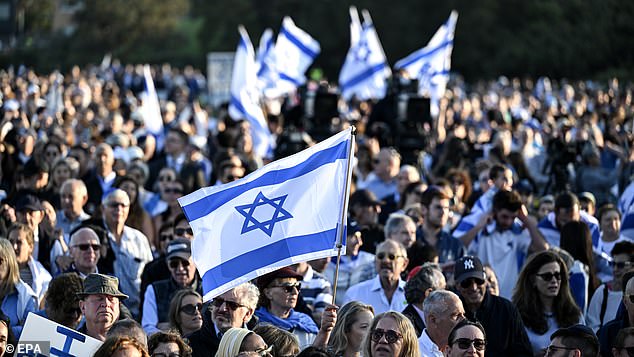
[0,62,633,357]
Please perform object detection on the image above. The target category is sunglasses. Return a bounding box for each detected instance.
[610,261,634,269]
[270,283,302,293]
[452,338,486,351]
[152,353,181,357]
[158,176,174,182]
[107,202,129,208]
[211,297,247,311]
[180,303,203,316]
[237,345,273,357]
[164,188,184,194]
[545,345,578,356]
[73,244,100,251]
[536,272,562,282]
[460,278,485,289]
[168,259,190,269]
[370,329,403,344]
[159,234,173,242]
[174,227,193,236]
[376,253,404,261]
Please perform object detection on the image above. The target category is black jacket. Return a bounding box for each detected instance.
[598,309,630,357]
[187,301,259,357]
[402,304,426,337]
[460,291,532,357]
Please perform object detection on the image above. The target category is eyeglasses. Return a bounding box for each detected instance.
[460,278,485,289]
[370,329,403,344]
[616,346,634,357]
[158,175,174,182]
[168,259,190,269]
[152,353,181,357]
[180,303,203,316]
[106,202,129,208]
[270,283,302,293]
[236,345,273,357]
[174,227,193,236]
[545,345,578,356]
[452,338,486,351]
[159,234,173,242]
[211,297,247,311]
[164,188,184,194]
[72,244,100,251]
[610,261,634,269]
[376,252,404,261]
[536,272,562,282]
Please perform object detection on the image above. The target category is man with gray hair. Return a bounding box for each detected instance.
[385,213,417,249]
[65,227,101,278]
[188,282,260,357]
[419,290,465,357]
[402,264,446,337]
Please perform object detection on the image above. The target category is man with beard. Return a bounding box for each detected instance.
[343,240,409,314]
[78,273,128,341]
[454,256,532,356]
[188,282,260,357]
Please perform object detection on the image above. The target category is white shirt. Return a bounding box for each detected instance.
[342,276,407,314]
[597,235,633,257]
[586,283,623,332]
[418,329,443,357]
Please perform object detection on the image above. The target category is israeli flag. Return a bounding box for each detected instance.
[229,26,273,158]
[452,187,498,239]
[395,10,458,115]
[620,181,634,240]
[256,28,283,99]
[339,8,391,101]
[274,16,321,94]
[178,128,354,301]
[139,64,165,151]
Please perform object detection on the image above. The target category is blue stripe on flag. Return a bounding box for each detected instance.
[181,140,349,221]
[230,95,262,124]
[623,213,634,230]
[280,27,319,59]
[279,72,303,86]
[395,39,453,69]
[340,63,388,90]
[202,227,338,291]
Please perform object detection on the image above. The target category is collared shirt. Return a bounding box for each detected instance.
[109,225,153,318]
[420,229,465,264]
[364,175,398,201]
[98,172,117,200]
[413,304,426,326]
[166,153,186,174]
[300,266,333,313]
[56,210,91,243]
[342,275,407,314]
[324,251,375,306]
[419,329,443,357]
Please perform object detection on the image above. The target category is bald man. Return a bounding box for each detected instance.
[66,227,101,278]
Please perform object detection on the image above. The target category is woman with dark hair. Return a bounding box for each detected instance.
[147,330,192,357]
[445,168,472,217]
[443,319,486,357]
[113,176,154,248]
[560,221,600,314]
[361,311,420,357]
[92,335,150,357]
[512,251,582,355]
[326,301,375,357]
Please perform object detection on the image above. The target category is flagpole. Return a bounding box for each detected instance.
[331,126,356,305]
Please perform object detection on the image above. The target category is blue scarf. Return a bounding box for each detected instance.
[255,307,319,334]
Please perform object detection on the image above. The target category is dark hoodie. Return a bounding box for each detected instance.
[187,301,259,357]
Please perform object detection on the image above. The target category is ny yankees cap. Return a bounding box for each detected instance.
[454,255,486,284]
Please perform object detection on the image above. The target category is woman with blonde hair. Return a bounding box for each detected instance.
[362,311,420,357]
[327,301,375,357]
[168,289,203,337]
[0,238,37,339]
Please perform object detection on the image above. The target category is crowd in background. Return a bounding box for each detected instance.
[0,62,633,357]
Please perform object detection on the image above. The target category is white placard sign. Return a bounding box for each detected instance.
[17,313,103,356]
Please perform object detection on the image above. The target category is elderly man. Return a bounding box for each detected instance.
[188,282,260,357]
[419,290,465,357]
[102,189,153,318]
[385,213,417,249]
[78,273,128,341]
[365,147,402,222]
[454,255,532,356]
[51,179,91,275]
[65,227,101,278]
[142,238,201,335]
[402,264,446,337]
[343,240,409,314]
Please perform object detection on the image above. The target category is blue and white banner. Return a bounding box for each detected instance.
[256,28,283,99]
[229,26,273,158]
[139,64,165,150]
[339,8,391,101]
[274,16,321,94]
[395,10,458,115]
[178,128,354,301]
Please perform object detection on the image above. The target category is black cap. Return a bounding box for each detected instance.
[454,256,486,284]
[349,189,384,207]
[15,194,44,212]
[166,238,192,261]
[550,324,599,352]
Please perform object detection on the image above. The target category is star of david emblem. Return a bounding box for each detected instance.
[354,40,370,62]
[464,259,474,270]
[235,192,293,237]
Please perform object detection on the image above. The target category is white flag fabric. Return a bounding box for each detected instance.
[339,8,391,101]
[229,26,273,158]
[274,17,321,94]
[256,28,284,99]
[395,11,458,114]
[139,64,165,151]
[178,128,354,301]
